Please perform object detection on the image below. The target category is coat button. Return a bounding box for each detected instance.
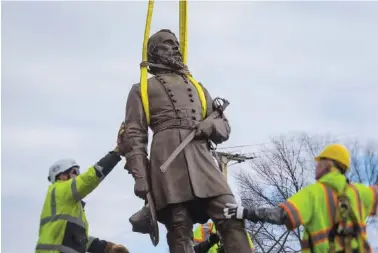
[190,99,194,102]
[188,94,193,97]
[192,109,196,113]
[192,116,196,120]
[187,88,192,91]
[170,93,174,97]
[167,88,172,92]
[172,99,177,103]
[176,109,180,113]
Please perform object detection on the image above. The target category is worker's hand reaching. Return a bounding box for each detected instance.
[223,203,245,219]
[114,121,131,156]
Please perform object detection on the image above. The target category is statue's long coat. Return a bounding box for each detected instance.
[123,73,233,211]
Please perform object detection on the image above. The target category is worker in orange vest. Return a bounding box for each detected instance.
[193,221,255,253]
[224,144,378,253]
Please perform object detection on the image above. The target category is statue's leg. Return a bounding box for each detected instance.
[160,203,195,253]
[207,195,252,253]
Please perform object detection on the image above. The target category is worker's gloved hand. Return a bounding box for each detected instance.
[223,203,245,219]
[208,233,220,246]
[134,177,149,199]
[105,242,129,253]
[195,118,215,139]
[114,121,130,156]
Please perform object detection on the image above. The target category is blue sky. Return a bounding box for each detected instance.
[1,1,378,253]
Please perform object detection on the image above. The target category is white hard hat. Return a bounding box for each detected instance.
[48,159,80,183]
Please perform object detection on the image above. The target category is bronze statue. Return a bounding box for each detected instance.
[122,29,252,253]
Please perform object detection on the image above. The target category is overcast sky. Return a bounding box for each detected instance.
[2,1,378,253]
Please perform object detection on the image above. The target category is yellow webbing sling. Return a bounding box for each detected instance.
[140,0,207,125]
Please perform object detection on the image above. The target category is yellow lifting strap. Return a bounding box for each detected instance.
[140,0,207,125]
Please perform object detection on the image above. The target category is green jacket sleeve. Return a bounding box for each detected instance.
[58,151,122,202]
[279,184,315,230]
[354,183,378,217]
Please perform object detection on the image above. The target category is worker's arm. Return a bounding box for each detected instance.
[87,236,107,253]
[224,204,288,225]
[123,83,149,198]
[193,233,220,253]
[194,240,212,253]
[59,151,122,202]
[224,185,315,230]
[355,183,378,217]
[195,85,231,145]
[86,236,129,253]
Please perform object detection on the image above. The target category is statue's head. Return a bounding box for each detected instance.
[147,29,186,74]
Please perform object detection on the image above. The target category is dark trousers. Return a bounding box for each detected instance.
[158,194,252,253]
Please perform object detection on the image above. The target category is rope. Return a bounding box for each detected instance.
[140,0,189,125]
[179,0,188,64]
[140,0,154,125]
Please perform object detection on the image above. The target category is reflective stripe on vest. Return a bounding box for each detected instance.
[36,244,80,253]
[300,185,336,250]
[93,164,105,181]
[37,179,86,252]
[202,222,214,239]
[279,200,302,229]
[370,185,378,215]
[141,74,207,125]
[194,222,214,242]
[301,184,371,252]
[39,182,85,228]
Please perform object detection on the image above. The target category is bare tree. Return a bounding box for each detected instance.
[235,133,378,253]
[347,140,378,185]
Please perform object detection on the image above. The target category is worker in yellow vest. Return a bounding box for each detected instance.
[193,221,255,253]
[224,144,378,253]
[35,122,130,253]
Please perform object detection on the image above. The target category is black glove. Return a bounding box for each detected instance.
[208,233,220,246]
[134,177,149,199]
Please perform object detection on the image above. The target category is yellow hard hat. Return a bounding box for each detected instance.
[315,144,351,170]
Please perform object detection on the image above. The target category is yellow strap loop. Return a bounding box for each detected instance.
[140,0,207,125]
[179,0,188,64]
[179,0,207,119]
[186,74,207,119]
[140,0,154,125]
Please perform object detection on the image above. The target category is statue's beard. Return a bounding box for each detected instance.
[147,43,188,74]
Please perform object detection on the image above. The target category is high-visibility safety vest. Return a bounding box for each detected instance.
[278,171,378,253]
[193,221,255,253]
[35,166,102,253]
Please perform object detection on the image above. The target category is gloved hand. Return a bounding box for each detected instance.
[208,233,220,246]
[114,121,129,156]
[105,242,129,253]
[195,118,215,139]
[134,177,149,199]
[223,203,245,219]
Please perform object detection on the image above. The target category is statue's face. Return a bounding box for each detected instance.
[147,30,182,64]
